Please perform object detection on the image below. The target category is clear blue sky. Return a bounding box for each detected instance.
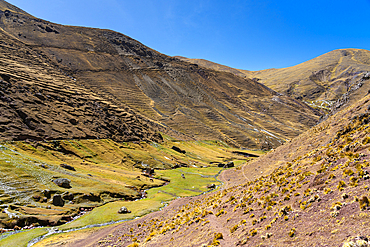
[7,0,370,71]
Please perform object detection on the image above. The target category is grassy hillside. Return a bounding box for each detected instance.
[53,83,370,247]
[0,137,250,229]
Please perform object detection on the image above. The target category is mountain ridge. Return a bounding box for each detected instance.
[177,48,370,113]
[0,0,321,148]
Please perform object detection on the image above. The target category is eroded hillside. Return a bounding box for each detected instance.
[0,0,321,148]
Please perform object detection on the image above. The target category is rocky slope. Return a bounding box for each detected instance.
[179,49,370,113]
[57,68,370,247]
[0,17,162,143]
[0,0,321,149]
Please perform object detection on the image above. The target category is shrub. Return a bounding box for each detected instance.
[349,176,358,187]
[250,229,257,236]
[230,224,238,233]
[343,169,354,177]
[288,228,296,237]
[359,196,370,210]
[337,181,346,191]
[324,188,332,194]
[214,232,223,240]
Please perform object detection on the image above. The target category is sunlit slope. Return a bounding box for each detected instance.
[0,25,162,143]
[179,49,370,112]
[78,72,370,247]
[0,138,248,229]
[0,0,320,148]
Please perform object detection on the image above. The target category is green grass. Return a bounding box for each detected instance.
[60,166,223,230]
[0,138,255,246]
[0,228,48,247]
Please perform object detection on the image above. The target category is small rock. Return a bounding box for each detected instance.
[118,206,131,214]
[32,194,41,201]
[52,194,65,207]
[60,164,76,171]
[53,178,71,188]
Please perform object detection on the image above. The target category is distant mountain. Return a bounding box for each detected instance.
[0,0,320,148]
[178,49,370,113]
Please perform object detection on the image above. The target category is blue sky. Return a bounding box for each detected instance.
[8,0,370,71]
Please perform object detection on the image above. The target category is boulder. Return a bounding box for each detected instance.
[225,161,235,168]
[43,189,51,198]
[217,161,235,168]
[62,192,74,201]
[53,178,71,188]
[118,206,131,214]
[60,164,76,171]
[52,194,65,207]
[217,163,224,167]
[142,168,155,177]
[171,146,186,154]
[207,184,216,189]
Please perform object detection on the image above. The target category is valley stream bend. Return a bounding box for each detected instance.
[25,165,234,246]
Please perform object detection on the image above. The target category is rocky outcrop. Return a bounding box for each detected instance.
[52,194,65,207]
[53,178,71,188]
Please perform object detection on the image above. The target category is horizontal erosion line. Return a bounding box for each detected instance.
[24,44,152,58]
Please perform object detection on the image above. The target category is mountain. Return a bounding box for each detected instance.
[0,0,321,149]
[178,49,370,113]
[60,67,370,247]
[0,16,162,143]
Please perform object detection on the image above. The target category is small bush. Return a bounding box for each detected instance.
[343,169,354,177]
[230,224,238,233]
[250,229,257,236]
[359,196,370,210]
[288,228,296,237]
[337,181,346,191]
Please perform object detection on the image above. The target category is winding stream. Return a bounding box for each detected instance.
[24,166,229,246]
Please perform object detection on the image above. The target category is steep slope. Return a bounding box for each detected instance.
[61,72,370,247]
[179,49,370,112]
[0,0,320,148]
[0,26,162,143]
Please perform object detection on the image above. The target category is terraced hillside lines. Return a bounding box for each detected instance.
[0,26,162,143]
[63,86,370,247]
[179,49,370,114]
[0,1,321,148]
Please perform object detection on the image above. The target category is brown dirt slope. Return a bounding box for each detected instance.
[70,76,370,246]
[179,49,370,112]
[0,26,162,142]
[0,0,320,148]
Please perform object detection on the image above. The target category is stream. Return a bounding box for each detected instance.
[24,166,229,246]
